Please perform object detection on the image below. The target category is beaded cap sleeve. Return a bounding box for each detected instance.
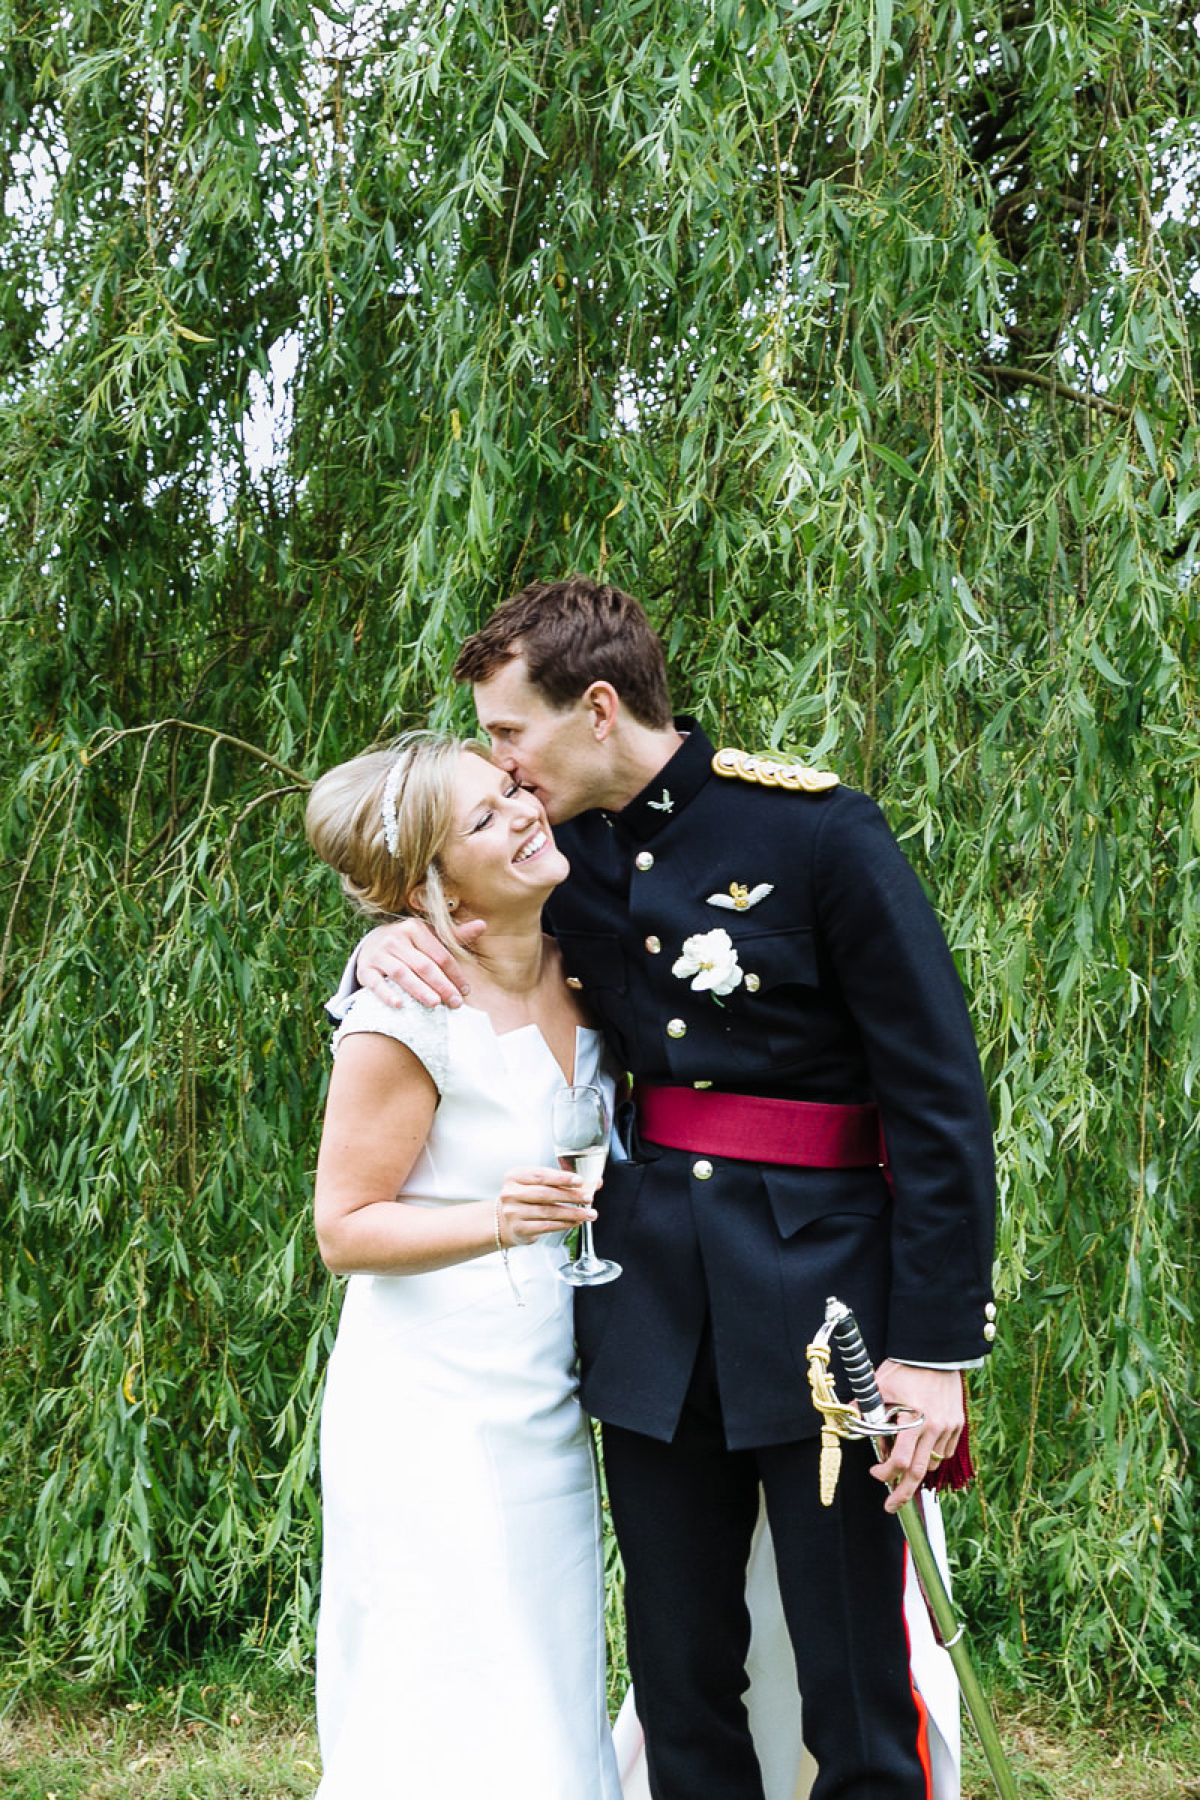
[330,988,451,1094]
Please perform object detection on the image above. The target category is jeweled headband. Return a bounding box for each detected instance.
[381,755,405,858]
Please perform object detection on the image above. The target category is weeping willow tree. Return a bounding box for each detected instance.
[2,0,1198,1706]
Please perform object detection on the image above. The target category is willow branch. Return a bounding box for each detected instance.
[975,364,1131,419]
[90,720,310,787]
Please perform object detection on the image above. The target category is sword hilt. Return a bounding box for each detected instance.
[824,1295,925,1446]
[826,1296,888,1427]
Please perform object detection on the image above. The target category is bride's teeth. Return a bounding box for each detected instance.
[516,831,545,864]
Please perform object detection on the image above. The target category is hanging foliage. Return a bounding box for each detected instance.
[1,0,1198,1705]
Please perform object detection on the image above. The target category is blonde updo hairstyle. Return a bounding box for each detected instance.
[305,730,491,955]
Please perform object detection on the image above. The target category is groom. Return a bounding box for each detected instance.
[351,575,997,1800]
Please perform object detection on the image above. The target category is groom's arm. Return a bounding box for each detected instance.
[327,917,484,1018]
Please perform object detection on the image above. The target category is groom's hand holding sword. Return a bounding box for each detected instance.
[808,1297,1021,1800]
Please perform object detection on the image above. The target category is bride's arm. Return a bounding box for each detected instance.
[314,1033,591,1275]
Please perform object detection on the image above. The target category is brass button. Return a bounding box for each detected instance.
[983,1323,997,1342]
[693,1079,712,1089]
[985,1302,997,1321]
[645,935,661,954]
[635,851,654,871]
[692,1159,714,1180]
[666,1018,687,1039]
[565,976,583,990]
[744,972,760,993]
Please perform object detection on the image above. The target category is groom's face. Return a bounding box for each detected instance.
[473,656,608,825]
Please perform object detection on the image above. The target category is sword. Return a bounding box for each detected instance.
[807,1296,1020,1800]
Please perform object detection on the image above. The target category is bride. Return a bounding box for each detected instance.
[306,731,624,1799]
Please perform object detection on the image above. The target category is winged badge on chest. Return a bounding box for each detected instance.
[707,882,774,913]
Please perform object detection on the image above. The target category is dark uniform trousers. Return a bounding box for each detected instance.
[603,1323,930,1800]
[549,723,995,1800]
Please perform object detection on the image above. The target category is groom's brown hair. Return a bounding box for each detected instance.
[452,574,674,728]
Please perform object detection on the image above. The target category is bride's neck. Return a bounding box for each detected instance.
[468,919,548,997]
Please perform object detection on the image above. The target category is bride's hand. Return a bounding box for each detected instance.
[357,917,485,1009]
[497,1167,598,1246]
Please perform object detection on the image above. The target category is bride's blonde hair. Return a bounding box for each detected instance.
[305,731,490,953]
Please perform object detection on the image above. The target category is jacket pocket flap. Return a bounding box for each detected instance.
[762,1165,890,1239]
[734,927,819,992]
[553,930,627,993]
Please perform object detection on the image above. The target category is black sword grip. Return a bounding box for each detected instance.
[829,1306,885,1420]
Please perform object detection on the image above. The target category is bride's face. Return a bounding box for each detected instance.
[437,752,570,920]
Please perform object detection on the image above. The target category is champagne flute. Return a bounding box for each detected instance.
[552,1084,622,1287]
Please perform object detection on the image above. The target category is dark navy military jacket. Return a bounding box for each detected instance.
[547,722,996,1451]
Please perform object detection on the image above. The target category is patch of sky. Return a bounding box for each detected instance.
[240,332,301,478]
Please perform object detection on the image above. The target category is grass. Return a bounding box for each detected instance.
[2,1656,1198,1799]
[0,1656,315,1800]
[959,1700,1200,1800]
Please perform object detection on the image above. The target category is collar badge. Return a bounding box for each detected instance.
[707,881,774,912]
[647,789,674,813]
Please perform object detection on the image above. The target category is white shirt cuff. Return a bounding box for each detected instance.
[889,1358,983,1372]
[325,948,362,1022]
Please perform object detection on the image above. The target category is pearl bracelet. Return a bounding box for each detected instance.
[494,1196,524,1307]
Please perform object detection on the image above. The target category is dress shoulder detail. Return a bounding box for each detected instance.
[330,988,451,1092]
[711,746,839,793]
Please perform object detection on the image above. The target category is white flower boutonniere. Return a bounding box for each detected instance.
[672,927,744,999]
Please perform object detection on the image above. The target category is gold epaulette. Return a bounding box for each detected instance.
[712,747,840,793]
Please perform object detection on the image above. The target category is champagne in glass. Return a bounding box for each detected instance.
[558,1145,608,1192]
[552,1085,622,1288]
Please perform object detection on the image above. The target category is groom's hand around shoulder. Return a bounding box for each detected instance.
[357,918,483,1009]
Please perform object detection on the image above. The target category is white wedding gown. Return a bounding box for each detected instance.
[315,990,623,1799]
[315,988,962,1800]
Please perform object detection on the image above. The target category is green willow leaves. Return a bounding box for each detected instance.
[2,0,1198,1705]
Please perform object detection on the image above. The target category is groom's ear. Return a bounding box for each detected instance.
[582,681,620,741]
